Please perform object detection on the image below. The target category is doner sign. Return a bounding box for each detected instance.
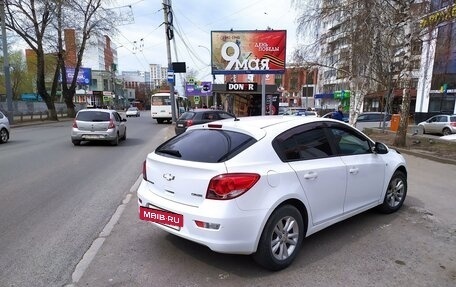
[211,30,286,75]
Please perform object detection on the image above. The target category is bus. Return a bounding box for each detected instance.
[150,92,187,123]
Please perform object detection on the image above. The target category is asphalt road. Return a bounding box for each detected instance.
[0,112,174,287]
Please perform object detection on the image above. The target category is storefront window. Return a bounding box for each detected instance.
[429,93,455,113]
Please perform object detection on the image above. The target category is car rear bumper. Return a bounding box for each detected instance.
[137,179,267,254]
[71,129,117,141]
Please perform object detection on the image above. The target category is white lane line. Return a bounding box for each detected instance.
[68,175,142,285]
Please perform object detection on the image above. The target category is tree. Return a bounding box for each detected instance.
[53,0,116,117]
[292,0,422,144]
[4,0,58,120]
[5,50,33,99]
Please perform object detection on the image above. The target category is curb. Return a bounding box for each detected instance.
[395,147,456,166]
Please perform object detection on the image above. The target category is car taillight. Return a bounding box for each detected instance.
[206,173,260,200]
[451,122,456,127]
[108,119,115,129]
[208,124,222,129]
[186,119,193,127]
[72,119,78,128]
[142,160,147,181]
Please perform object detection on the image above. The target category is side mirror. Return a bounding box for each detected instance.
[373,142,389,154]
[122,118,127,122]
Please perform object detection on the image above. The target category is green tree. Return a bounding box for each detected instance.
[4,0,58,120]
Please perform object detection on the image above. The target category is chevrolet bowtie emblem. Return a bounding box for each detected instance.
[163,173,175,181]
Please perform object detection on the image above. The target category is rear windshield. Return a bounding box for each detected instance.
[156,129,256,163]
[76,111,110,122]
[128,108,138,111]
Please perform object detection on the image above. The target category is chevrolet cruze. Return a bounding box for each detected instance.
[137,116,407,270]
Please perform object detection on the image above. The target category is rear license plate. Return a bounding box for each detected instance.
[139,206,183,228]
[177,124,183,127]
[84,135,101,139]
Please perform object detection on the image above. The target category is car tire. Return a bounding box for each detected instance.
[121,129,127,141]
[253,205,304,271]
[442,128,451,136]
[0,128,9,143]
[72,140,81,146]
[110,134,119,146]
[377,171,407,214]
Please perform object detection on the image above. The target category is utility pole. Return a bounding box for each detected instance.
[163,0,176,122]
[1,0,14,124]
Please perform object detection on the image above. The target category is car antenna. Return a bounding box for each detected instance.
[234,114,240,121]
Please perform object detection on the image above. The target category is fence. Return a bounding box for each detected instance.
[0,101,86,123]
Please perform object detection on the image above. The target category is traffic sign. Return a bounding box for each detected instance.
[167,70,174,83]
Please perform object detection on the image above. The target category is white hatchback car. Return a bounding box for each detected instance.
[137,116,407,270]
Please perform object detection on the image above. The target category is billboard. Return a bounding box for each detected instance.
[211,30,286,75]
[185,81,212,96]
[61,67,92,85]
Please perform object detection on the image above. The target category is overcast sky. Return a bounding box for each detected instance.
[112,0,300,81]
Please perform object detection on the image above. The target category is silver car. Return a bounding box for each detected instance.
[418,114,456,136]
[71,109,127,146]
[0,111,10,144]
[355,112,391,131]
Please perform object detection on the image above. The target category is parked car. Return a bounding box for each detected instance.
[126,107,140,117]
[322,111,349,122]
[71,109,127,146]
[0,111,10,144]
[418,114,456,136]
[355,112,391,131]
[138,116,407,270]
[295,110,318,117]
[174,109,235,135]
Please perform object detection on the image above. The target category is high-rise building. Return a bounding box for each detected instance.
[149,64,167,90]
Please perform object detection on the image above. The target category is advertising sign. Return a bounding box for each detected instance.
[62,67,92,85]
[185,81,212,96]
[211,30,286,75]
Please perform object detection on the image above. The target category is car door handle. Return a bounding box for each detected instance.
[349,167,359,175]
[303,172,318,180]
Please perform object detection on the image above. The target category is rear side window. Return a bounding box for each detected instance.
[178,112,195,120]
[219,112,234,119]
[76,111,110,121]
[450,116,456,122]
[156,129,256,163]
[273,123,333,161]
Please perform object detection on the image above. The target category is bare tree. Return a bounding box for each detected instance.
[54,0,116,117]
[4,0,58,119]
[291,0,418,137]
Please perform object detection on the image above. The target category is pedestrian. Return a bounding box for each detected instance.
[332,105,344,121]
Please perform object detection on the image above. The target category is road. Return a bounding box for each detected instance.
[0,112,174,287]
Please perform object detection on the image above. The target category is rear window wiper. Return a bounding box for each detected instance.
[157,149,182,157]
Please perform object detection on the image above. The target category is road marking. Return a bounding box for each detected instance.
[67,174,142,286]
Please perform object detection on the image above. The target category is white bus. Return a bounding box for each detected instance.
[150,92,187,124]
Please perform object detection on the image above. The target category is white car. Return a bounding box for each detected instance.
[0,111,11,143]
[126,107,140,117]
[137,116,407,270]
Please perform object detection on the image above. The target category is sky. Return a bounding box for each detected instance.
[111,0,301,82]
